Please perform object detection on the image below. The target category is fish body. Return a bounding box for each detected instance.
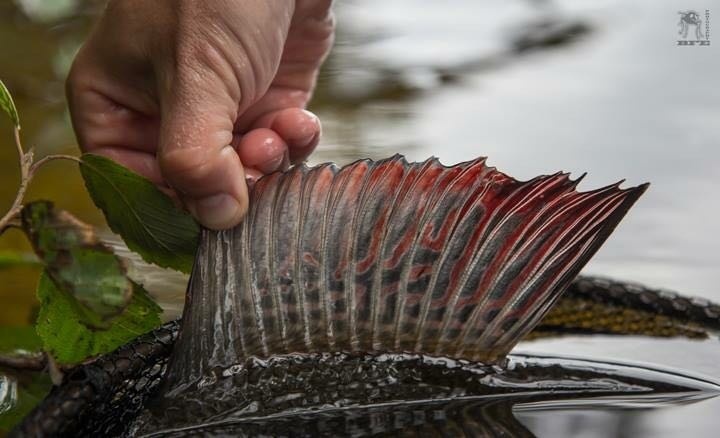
[13,279,720,437]
[11,156,720,437]
[13,316,719,438]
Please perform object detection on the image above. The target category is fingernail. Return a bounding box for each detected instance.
[301,109,320,123]
[295,132,318,148]
[297,110,320,147]
[256,152,285,174]
[191,193,242,230]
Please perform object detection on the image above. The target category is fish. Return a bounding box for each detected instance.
[11,156,720,437]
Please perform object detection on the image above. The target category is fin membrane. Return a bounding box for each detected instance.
[168,156,647,384]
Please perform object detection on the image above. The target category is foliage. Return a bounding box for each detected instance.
[35,272,161,365]
[0,73,201,428]
[80,154,199,273]
[21,201,132,328]
[0,79,183,417]
[0,79,20,128]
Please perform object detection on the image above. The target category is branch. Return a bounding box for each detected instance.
[13,126,23,161]
[0,351,79,381]
[0,129,31,233]
[29,154,81,178]
[47,354,65,385]
[0,352,47,371]
[0,152,80,233]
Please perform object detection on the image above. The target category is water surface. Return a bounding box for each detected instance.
[0,0,718,436]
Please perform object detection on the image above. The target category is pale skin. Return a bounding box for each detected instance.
[66,0,334,229]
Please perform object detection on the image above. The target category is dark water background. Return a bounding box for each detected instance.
[0,0,718,436]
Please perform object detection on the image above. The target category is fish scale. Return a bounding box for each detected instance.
[13,276,720,437]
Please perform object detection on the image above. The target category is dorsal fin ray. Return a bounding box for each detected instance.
[166,156,647,385]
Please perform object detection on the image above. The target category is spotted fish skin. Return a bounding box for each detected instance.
[530,276,720,340]
[13,277,720,437]
[11,155,653,437]
[165,155,647,390]
[138,351,713,437]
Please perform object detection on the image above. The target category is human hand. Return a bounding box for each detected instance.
[67,0,334,229]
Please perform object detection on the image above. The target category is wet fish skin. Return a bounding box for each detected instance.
[13,278,720,438]
[12,155,687,437]
[532,276,720,340]
[167,156,648,393]
[136,350,717,434]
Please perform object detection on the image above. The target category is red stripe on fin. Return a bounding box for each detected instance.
[166,155,647,385]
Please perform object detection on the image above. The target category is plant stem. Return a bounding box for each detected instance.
[13,126,23,162]
[0,176,29,231]
[0,126,80,232]
[0,127,29,233]
[29,154,81,178]
[0,352,77,374]
[0,352,47,371]
[46,354,64,385]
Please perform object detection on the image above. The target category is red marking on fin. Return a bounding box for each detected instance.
[167,155,647,386]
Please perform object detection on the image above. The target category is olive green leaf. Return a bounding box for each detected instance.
[35,272,162,365]
[0,79,20,128]
[79,153,199,274]
[21,201,132,328]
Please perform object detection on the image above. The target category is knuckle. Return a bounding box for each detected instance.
[158,148,215,190]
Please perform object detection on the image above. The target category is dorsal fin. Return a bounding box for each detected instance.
[166,156,647,385]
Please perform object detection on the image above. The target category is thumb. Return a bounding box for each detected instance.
[157,73,248,230]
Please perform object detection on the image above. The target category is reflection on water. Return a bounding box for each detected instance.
[149,396,713,438]
[0,0,718,436]
[134,352,719,437]
[516,397,720,438]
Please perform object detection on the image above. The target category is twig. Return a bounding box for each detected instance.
[29,154,81,178]
[0,352,47,371]
[0,137,80,233]
[47,354,64,385]
[13,126,23,161]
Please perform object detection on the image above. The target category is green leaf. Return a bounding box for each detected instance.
[0,251,40,269]
[0,371,51,432]
[79,153,199,273]
[35,272,162,365]
[21,201,132,328]
[0,79,20,128]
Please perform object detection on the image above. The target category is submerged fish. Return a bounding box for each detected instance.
[12,156,720,437]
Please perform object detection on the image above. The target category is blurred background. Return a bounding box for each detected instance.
[0,0,717,325]
[0,0,718,436]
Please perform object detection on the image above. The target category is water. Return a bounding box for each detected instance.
[132,353,720,436]
[0,0,718,436]
[316,0,720,299]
